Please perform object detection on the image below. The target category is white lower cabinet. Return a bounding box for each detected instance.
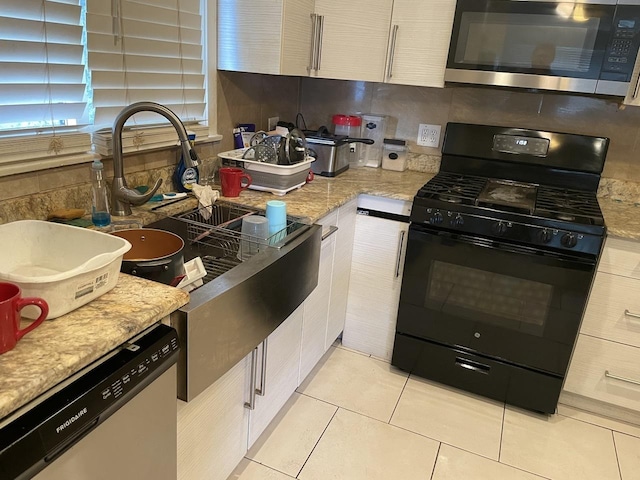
[177,356,250,480]
[343,197,410,361]
[248,306,303,447]
[299,199,357,384]
[562,236,640,422]
[177,306,303,480]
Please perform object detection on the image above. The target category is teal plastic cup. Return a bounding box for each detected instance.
[266,200,287,241]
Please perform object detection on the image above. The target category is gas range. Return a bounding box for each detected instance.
[392,122,610,414]
[411,123,608,258]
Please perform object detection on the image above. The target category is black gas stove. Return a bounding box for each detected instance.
[392,123,609,414]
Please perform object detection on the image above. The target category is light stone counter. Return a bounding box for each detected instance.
[0,274,189,420]
[600,198,640,240]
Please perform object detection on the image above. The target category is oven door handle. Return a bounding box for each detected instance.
[410,226,596,266]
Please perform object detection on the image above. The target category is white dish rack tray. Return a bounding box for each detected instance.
[218,148,314,196]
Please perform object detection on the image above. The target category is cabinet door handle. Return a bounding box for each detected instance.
[316,15,324,71]
[244,347,258,410]
[633,71,640,100]
[395,229,406,278]
[256,339,268,396]
[605,369,640,386]
[322,225,339,241]
[387,24,399,80]
[624,309,640,319]
[309,14,318,73]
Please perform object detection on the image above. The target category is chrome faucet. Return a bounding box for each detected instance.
[111,101,200,216]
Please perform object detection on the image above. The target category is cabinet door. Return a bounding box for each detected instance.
[177,356,250,480]
[218,0,285,74]
[300,223,337,384]
[343,214,409,361]
[326,199,357,349]
[248,306,304,447]
[313,0,392,82]
[386,0,456,87]
[281,0,316,76]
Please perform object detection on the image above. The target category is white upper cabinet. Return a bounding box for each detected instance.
[384,0,457,88]
[311,0,393,82]
[218,0,315,76]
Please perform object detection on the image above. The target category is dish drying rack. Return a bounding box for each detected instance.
[174,201,307,283]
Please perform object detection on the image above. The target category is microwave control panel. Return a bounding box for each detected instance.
[602,6,640,81]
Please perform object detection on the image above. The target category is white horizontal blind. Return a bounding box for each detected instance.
[86,0,206,129]
[0,0,87,129]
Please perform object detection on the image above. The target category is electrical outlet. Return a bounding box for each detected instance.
[268,116,280,131]
[417,124,441,148]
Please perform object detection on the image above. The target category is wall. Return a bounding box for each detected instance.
[0,71,300,224]
[299,78,640,182]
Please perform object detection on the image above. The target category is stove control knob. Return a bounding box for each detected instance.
[493,221,508,236]
[561,233,578,248]
[538,229,552,244]
[430,212,444,225]
[450,214,464,227]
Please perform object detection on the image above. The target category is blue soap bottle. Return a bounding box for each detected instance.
[173,133,198,192]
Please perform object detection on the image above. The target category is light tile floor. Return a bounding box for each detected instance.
[230,344,640,480]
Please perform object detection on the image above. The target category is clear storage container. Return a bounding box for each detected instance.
[359,114,387,168]
[382,138,408,172]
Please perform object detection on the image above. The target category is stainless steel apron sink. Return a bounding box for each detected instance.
[146,202,321,402]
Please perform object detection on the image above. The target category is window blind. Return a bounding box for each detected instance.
[0,0,87,128]
[86,0,206,129]
[0,0,91,170]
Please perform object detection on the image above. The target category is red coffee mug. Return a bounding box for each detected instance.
[0,282,48,354]
[219,167,252,197]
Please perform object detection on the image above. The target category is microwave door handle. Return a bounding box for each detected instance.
[633,71,640,100]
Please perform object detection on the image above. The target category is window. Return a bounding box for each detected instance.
[0,0,211,175]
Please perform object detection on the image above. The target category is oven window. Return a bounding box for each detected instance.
[456,12,600,72]
[426,260,553,333]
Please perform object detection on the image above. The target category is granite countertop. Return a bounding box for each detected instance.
[599,198,640,241]
[0,274,189,421]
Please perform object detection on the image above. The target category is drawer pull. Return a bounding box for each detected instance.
[624,309,640,319]
[455,357,490,375]
[605,370,640,386]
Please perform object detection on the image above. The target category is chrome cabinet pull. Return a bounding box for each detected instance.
[322,225,339,241]
[316,15,324,71]
[395,230,406,278]
[256,339,268,396]
[244,347,258,410]
[605,370,640,386]
[308,14,318,73]
[624,309,640,319]
[387,24,399,79]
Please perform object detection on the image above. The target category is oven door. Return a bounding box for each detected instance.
[396,224,597,376]
[445,0,616,94]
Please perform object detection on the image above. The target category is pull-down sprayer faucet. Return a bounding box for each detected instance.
[111,102,200,216]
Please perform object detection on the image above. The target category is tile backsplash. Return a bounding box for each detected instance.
[298,77,640,182]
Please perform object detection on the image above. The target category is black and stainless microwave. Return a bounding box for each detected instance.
[445,0,640,95]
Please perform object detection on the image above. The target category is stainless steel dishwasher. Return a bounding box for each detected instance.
[146,202,322,401]
[0,323,179,480]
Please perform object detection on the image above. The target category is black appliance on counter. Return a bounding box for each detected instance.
[391,123,609,414]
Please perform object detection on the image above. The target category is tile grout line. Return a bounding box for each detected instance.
[498,402,506,463]
[429,443,442,480]
[294,406,339,479]
[611,430,624,480]
[556,409,640,440]
[244,458,297,479]
[388,373,410,424]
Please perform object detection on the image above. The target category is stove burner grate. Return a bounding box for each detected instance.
[535,186,603,225]
[418,172,486,204]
